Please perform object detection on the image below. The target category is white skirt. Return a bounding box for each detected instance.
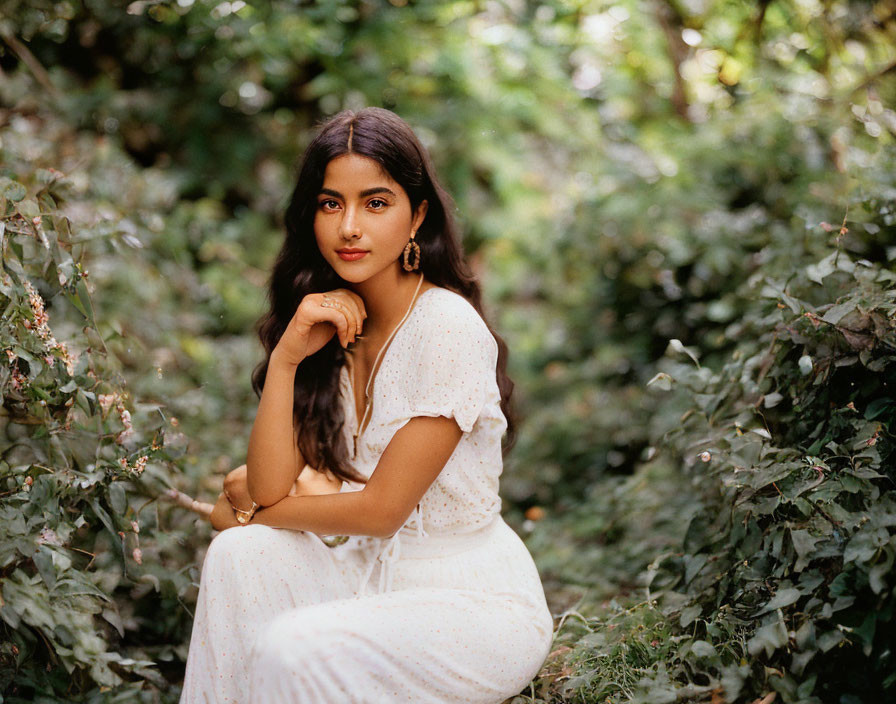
[179,515,554,704]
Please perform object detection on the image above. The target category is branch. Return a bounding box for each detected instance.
[652,0,690,120]
[849,59,896,97]
[164,488,213,518]
[0,28,57,96]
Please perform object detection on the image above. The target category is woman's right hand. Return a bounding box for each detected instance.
[273,288,368,366]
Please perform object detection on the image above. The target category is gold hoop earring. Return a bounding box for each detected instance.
[402,234,421,272]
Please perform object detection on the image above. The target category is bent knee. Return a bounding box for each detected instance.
[203,524,280,570]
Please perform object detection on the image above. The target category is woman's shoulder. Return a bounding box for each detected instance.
[408,285,497,358]
[413,286,491,339]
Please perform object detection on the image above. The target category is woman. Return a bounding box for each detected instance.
[179,107,554,703]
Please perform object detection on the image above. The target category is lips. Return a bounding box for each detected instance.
[337,248,369,261]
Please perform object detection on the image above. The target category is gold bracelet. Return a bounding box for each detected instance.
[233,502,259,525]
[223,487,259,525]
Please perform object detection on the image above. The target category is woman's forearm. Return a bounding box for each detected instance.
[246,350,306,506]
[249,489,397,539]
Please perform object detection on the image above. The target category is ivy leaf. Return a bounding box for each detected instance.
[754,587,801,617]
[817,629,846,652]
[807,253,837,284]
[790,529,822,571]
[1,178,26,202]
[647,372,674,391]
[747,614,789,657]
[822,300,856,325]
[667,339,701,367]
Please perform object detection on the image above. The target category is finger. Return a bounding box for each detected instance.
[337,290,367,335]
[323,290,362,341]
[331,306,352,347]
[316,292,361,341]
[316,296,352,346]
[342,290,368,333]
[328,299,355,345]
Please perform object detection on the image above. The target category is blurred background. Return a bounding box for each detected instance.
[1,1,894,702]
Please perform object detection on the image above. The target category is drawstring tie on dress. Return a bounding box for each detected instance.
[357,503,428,597]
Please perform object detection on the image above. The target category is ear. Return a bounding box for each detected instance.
[412,199,428,234]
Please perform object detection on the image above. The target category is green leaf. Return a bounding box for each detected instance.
[864,397,894,420]
[747,615,789,657]
[89,499,118,541]
[690,639,718,659]
[109,483,127,515]
[822,300,856,325]
[790,529,821,571]
[1,179,26,202]
[817,629,845,652]
[680,604,702,627]
[754,587,801,616]
[32,547,57,590]
[646,372,673,391]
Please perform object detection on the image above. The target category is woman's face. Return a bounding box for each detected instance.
[314,153,427,286]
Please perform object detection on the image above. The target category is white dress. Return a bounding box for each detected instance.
[179,287,554,704]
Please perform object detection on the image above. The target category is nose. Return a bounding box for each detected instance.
[338,204,361,239]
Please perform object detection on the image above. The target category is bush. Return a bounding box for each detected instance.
[0,93,200,702]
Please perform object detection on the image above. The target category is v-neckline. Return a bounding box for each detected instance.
[344,287,440,451]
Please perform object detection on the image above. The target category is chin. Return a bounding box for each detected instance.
[332,266,371,283]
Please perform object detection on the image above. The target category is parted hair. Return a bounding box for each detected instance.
[251,107,517,484]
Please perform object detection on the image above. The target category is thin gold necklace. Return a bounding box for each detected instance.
[348,272,425,457]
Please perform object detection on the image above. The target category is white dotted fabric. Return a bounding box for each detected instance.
[180,288,554,703]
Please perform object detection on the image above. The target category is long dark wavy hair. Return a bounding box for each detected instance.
[251,107,517,485]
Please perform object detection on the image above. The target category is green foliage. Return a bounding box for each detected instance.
[524,182,896,703]
[0,133,189,697]
[643,203,896,701]
[3,0,896,702]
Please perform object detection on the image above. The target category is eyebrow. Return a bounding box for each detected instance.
[318,187,397,199]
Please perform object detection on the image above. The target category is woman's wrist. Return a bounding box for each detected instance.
[222,486,260,525]
[210,492,242,530]
[271,344,303,370]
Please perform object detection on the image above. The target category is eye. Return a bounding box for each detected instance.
[367,198,388,210]
[318,199,340,211]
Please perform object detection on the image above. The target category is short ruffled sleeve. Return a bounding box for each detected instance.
[398,297,500,434]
